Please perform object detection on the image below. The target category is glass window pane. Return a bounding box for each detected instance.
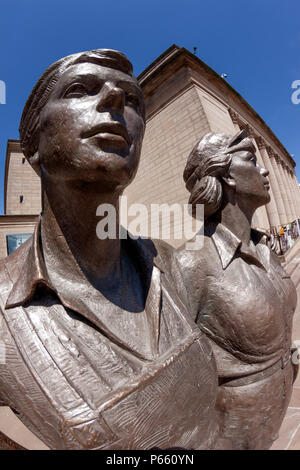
[6,233,33,255]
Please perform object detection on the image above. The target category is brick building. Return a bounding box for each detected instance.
[1,44,300,257]
[0,140,39,259]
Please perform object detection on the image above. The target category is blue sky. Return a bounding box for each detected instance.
[0,0,299,214]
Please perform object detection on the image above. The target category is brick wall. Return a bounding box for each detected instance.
[124,84,210,246]
[6,149,41,216]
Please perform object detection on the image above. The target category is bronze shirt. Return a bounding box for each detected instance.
[0,219,219,450]
[176,222,297,379]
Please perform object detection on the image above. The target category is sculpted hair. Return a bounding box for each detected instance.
[183,130,252,219]
[19,49,141,172]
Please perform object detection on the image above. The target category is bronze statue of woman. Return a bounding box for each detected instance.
[177,129,298,449]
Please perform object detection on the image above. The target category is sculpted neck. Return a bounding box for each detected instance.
[217,195,257,245]
[40,177,122,287]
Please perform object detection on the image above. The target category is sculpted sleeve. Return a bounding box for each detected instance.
[0,261,10,408]
[174,237,209,323]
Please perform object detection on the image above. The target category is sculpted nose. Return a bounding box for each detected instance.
[96,82,125,114]
[260,166,269,177]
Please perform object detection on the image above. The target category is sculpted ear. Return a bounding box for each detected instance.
[221,175,236,189]
[29,151,41,176]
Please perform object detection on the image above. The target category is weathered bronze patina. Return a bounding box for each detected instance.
[0,49,220,450]
[177,129,297,449]
[0,50,296,450]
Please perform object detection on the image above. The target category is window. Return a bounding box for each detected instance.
[6,233,32,255]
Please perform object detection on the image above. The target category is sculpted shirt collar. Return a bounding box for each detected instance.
[205,221,270,271]
[5,217,167,360]
[6,217,52,308]
[5,216,165,310]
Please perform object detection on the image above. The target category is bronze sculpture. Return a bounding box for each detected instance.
[0,49,296,450]
[0,49,221,450]
[176,130,298,449]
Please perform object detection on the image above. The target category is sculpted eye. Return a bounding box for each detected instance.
[126,92,141,111]
[247,154,256,165]
[64,83,88,98]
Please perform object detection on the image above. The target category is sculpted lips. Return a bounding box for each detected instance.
[81,122,132,146]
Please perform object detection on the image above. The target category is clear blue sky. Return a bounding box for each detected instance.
[0,0,299,214]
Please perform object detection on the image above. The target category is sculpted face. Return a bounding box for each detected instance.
[226,147,270,207]
[37,62,145,190]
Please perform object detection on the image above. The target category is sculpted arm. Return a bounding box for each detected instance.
[174,245,208,324]
[0,313,8,407]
